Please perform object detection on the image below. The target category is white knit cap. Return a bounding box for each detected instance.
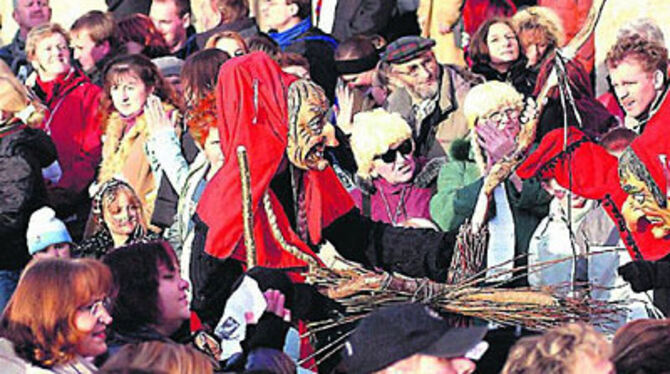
[26,207,72,255]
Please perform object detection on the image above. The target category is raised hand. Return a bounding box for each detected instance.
[144,95,176,134]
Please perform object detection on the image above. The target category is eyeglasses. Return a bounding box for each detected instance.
[80,297,112,319]
[375,139,413,163]
[485,107,519,125]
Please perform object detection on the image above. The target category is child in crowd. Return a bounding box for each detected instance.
[26,206,73,259]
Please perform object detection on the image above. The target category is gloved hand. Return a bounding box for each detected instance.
[618,261,656,292]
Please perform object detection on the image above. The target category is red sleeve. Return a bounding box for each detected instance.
[517,127,622,200]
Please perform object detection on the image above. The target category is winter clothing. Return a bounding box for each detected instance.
[0,337,97,374]
[439,177,551,286]
[430,154,481,231]
[106,0,151,17]
[0,32,32,82]
[0,123,57,270]
[26,207,72,255]
[191,53,459,325]
[269,18,339,100]
[323,0,396,42]
[32,68,102,230]
[98,103,180,225]
[471,57,535,97]
[381,36,436,64]
[146,126,198,229]
[350,158,439,225]
[74,227,160,259]
[532,57,617,141]
[384,64,483,159]
[516,89,670,261]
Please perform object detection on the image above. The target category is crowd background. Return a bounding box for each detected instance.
[1,0,670,373]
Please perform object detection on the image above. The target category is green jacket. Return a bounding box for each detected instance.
[432,165,551,286]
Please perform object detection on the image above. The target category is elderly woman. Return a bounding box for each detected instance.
[430,81,550,286]
[26,23,103,239]
[349,108,438,229]
[0,258,114,373]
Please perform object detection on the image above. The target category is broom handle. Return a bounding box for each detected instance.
[237,146,257,269]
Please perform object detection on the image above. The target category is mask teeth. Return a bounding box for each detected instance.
[660,154,670,204]
[252,79,259,125]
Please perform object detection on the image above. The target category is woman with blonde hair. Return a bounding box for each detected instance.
[101,341,213,374]
[26,23,103,241]
[349,108,438,229]
[0,258,114,373]
[0,60,58,312]
[512,6,565,71]
[76,179,159,258]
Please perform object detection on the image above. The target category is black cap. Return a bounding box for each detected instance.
[341,304,488,374]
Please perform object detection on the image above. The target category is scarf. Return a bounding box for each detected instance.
[269,18,338,50]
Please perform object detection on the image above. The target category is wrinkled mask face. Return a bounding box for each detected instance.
[619,151,670,239]
[287,81,337,171]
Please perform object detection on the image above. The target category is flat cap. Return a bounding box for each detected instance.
[381,36,436,64]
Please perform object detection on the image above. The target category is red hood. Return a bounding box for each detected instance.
[196,52,353,268]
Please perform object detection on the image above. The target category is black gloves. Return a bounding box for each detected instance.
[618,260,670,292]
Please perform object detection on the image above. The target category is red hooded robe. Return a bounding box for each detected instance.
[196,52,354,268]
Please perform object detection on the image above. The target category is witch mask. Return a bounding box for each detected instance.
[286,80,338,171]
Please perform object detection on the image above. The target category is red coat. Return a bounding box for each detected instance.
[34,68,102,195]
[518,90,670,260]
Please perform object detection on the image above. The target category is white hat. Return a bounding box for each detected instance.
[26,207,72,255]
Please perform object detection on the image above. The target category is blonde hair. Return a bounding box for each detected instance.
[26,23,69,62]
[100,341,214,374]
[512,6,566,48]
[463,81,524,173]
[502,322,612,374]
[350,108,412,179]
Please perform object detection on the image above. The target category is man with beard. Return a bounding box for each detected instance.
[380,36,483,160]
[0,0,51,81]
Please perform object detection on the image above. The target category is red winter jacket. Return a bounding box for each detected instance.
[33,68,102,195]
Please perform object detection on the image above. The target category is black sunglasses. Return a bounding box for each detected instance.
[375,139,413,163]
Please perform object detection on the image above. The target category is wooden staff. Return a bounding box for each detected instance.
[237,145,257,268]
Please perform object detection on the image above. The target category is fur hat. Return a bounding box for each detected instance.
[349,108,412,179]
[463,81,524,130]
[26,207,72,255]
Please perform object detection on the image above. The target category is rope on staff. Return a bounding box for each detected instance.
[237,145,257,269]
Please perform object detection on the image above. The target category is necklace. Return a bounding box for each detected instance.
[378,185,408,226]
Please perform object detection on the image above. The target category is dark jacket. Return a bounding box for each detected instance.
[0,31,32,82]
[151,131,200,228]
[331,0,396,41]
[270,19,339,100]
[0,125,57,270]
[106,0,151,17]
[471,58,535,97]
[190,167,456,326]
[447,178,551,287]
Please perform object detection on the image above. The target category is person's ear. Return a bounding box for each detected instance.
[653,69,664,90]
[288,2,299,18]
[182,13,191,29]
